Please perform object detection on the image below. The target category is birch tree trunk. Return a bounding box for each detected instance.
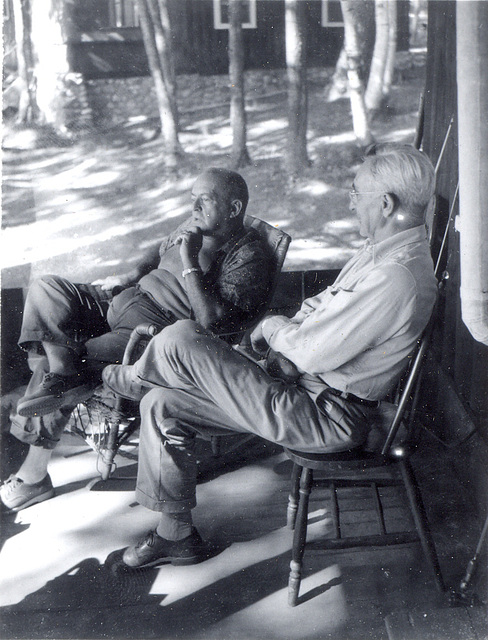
[229,0,251,169]
[365,0,397,112]
[12,0,72,130]
[285,0,310,177]
[340,0,374,146]
[11,0,39,123]
[382,0,397,99]
[137,0,183,166]
[364,0,389,112]
[31,0,72,131]
[327,1,375,102]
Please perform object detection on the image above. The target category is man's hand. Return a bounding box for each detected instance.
[265,350,300,383]
[176,226,204,266]
[91,274,131,291]
[250,321,269,356]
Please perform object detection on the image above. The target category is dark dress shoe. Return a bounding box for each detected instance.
[122,528,208,569]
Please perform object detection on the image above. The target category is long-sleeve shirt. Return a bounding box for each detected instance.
[261,225,438,400]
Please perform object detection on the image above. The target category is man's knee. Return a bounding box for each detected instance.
[140,388,164,415]
[140,387,185,420]
[140,388,195,442]
[26,275,75,309]
[28,275,61,298]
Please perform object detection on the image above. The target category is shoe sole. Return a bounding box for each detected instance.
[4,488,55,512]
[17,384,94,417]
[123,552,207,570]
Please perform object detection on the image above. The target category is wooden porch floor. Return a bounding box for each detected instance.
[0,428,487,640]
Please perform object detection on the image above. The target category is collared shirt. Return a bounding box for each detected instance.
[261,225,438,400]
[138,218,272,335]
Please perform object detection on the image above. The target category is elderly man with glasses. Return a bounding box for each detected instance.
[102,143,438,569]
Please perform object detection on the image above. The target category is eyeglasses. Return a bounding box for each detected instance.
[348,189,386,202]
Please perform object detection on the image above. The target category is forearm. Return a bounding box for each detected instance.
[182,269,225,328]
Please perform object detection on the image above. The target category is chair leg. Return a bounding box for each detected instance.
[287,463,302,529]
[399,458,446,592]
[288,466,313,606]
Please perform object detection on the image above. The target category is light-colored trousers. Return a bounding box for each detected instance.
[132,320,370,514]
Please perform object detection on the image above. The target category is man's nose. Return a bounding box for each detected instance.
[193,197,202,211]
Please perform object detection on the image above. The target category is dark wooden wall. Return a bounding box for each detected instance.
[66,0,409,80]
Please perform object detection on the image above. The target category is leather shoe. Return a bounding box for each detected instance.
[102,364,146,402]
[1,474,55,512]
[17,371,95,417]
[122,528,208,568]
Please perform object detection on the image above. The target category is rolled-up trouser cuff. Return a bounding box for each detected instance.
[9,409,70,450]
[134,486,196,514]
[10,418,61,449]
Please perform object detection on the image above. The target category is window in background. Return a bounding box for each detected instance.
[321,0,344,27]
[213,0,257,30]
[108,0,139,27]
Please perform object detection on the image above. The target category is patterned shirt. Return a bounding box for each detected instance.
[261,226,438,400]
[138,218,272,335]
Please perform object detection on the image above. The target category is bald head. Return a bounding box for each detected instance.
[201,168,249,217]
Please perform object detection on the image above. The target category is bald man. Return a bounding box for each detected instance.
[2,168,272,512]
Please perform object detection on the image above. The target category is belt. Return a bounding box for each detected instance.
[327,387,380,408]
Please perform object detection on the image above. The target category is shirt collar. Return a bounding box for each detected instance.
[366,225,429,262]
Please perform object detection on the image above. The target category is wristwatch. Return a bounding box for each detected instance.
[182,267,201,278]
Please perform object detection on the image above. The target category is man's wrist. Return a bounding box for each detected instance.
[182,267,201,279]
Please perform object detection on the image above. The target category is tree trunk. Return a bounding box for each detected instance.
[340,0,374,147]
[327,0,375,102]
[11,0,75,132]
[285,0,310,177]
[30,0,71,131]
[12,0,39,123]
[228,0,251,169]
[382,0,397,98]
[137,0,183,166]
[364,0,389,112]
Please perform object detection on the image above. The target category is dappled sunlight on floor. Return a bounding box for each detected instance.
[0,438,361,639]
[150,510,333,608]
[1,428,458,640]
[193,565,348,640]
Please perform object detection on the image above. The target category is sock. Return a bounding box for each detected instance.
[156,511,193,541]
[16,472,48,485]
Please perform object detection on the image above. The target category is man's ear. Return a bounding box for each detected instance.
[230,199,243,218]
[381,192,396,218]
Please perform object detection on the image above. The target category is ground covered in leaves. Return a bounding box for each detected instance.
[2,64,426,290]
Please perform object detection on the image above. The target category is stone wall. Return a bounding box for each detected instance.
[82,68,326,129]
[85,77,158,129]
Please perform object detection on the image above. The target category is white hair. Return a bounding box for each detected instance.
[364,143,436,223]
